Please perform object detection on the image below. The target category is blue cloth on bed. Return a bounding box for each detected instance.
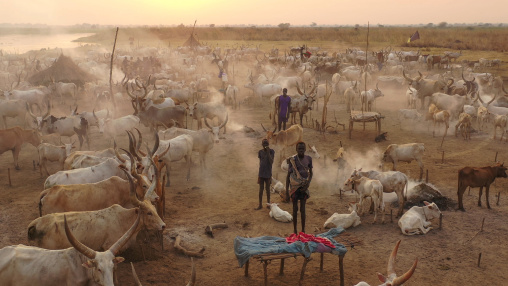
[234,227,347,268]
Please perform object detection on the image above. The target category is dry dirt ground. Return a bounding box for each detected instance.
[1,78,508,286]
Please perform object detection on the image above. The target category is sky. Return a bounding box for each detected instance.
[1,0,507,26]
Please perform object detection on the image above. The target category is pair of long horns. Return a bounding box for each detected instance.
[205,113,228,130]
[64,210,140,258]
[380,240,418,286]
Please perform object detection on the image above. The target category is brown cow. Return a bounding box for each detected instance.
[457,163,508,211]
[0,126,40,170]
[261,124,303,164]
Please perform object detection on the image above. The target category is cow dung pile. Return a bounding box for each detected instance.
[392,182,456,211]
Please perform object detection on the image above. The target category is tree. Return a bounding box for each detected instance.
[426,23,434,27]
[209,24,215,28]
[278,23,290,30]
[310,22,317,27]
[438,22,447,28]
[177,23,185,28]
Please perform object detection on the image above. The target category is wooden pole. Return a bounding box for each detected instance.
[7,168,11,186]
[439,213,443,230]
[109,27,119,114]
[324,155,327,168]
[497,192,500,206]
[480,217,485,231]
[390,209,393,223]
[363,22,369,114]
[495,151,498,162]
[33,160,35,171]
[339,255,345,286]
[425,169,429,183]
[441,151,444,163]
[477,253,482,267]
[320,253,324,272]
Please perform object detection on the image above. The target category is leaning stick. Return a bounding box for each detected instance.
[174,235,205,258]
[205,222,228,238]
[130,263,142,286]
[465,217,485,244]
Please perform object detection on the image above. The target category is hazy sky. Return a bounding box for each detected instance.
[2,0,507,26]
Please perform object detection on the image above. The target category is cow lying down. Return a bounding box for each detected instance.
[323,203,361,229]
[398,201,441,235]
[267,203,292,222]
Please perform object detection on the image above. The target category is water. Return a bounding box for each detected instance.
[0,33,95,54]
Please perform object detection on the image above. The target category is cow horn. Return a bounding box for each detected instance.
[120,164,142,205]
[502,84,508,95]
[126,84,136,99]
[131,263,142,286]
[26,103,36,119]
[43,101,51,119]
[108,205,141,256]
[261,123,268,132]
[127,131,142,161]
[204,117,213,130]
[391,259,418,286]
[134,128,146,157]
[157,142,170,158]
[151,132,160,156]
[376,82,379,90]
[417,71,423,81]
[272,125,277,133]
[296,82,304,95]
[114,142,126,163]
[477,92,485,104]
[219,113,228,129]
[93,109,98,121]
[144,156,159,201]
[387,240,401,276]
[402,70,412,83]
[462,72,467,82]
[64,215,97,259]
[309,83,317,95]
[487,94,496,105]
[187,258,196,286]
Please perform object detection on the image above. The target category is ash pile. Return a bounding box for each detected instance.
[391,182,456,210]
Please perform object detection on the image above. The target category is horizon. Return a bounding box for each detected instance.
[1,0,507,27]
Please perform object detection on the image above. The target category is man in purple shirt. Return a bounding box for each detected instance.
[286,142,313,234]
[256,139,275,210]
[277,88,291,131]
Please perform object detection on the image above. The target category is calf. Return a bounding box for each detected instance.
[270,176,286,197]
[455,113,472,140]
[477,106,489,131]
[37,142,75,176]
[406,86,418,109]
[457,163,507,210]
[267,203,292,222]
[382,143,425,181]
[429,103,450,137]
[491,114,507,140]
[323,202,361,229]
[343,177,385,223]
[398,201,441,235]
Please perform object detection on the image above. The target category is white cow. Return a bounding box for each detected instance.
[280,144,320,171]
[381,143,425,180]
[0,213,139,286]
[100,114,140,141]
[156,134,194,186]
[323,202,361,229]
[270,177,285,195]
[37,142,75,176]
[0,99,27,129]
[267,203,292,222]
[44,158,126,189]
[406,86,418,109]
[342,177,385,223]
[398,201,441,235]
[360,83,384,111]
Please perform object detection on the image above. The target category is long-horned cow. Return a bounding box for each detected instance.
[382,143,425,180]
[0,126,40,170]
[457,162,507,211]
[0,212,140,286]
[403,70,446,109]
[261,123,303,163]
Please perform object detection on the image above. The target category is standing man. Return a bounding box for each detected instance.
[277,88,291,131]
[285,142,313,234]
[256,138,275,210]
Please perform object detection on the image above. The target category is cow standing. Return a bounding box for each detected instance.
[0,126,40,170]
[457,163,507,211]
[382,143,425,181]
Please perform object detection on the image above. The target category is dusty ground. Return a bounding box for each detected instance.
[1,73,508,286]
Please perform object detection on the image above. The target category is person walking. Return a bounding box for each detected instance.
[256,138,275,210]
[277,88,291,131]
[285,142,313,234]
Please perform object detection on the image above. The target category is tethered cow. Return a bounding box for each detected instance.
[457,163,507,211]
[0,126,41,170]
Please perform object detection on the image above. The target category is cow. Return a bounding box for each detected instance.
[0,99,27,129]
[491,114,508,141]
[382,143,425,181]
[406,86,418,109]
[100,114,140,141]
[342,177,385,223]
[457,163,508,211]
[280,144,321,171]
[261,124,303,164]
[29,171,164,252]
[37,142,75,176]
[157,134,194,187]
[428,103,450,138]
[186,102,228,133]
[403,71,447,109]
[398,201,441,235]
[0,126,40,170]
[63,147,117,170]
[0,213,140,286]
[360,83,384,111]
[455,113,472,140]
[267,203,292,222]
[344,81,359,111]
[2,88,49,113]
[348,169,408,217]
[426,55,442,70]
[137,105,186,131]
[244,80,282,102]
[429,92,469,119]
[323,202,361,229]
[49,81,77,105]
[353,240,417,286]
[225,84,239,109]
[398,109,422,127]
[287,82,317,126]
[43,158,126,189]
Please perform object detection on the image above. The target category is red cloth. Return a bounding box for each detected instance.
[285,232,335,249]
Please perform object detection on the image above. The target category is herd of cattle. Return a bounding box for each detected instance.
[0,41,507,285]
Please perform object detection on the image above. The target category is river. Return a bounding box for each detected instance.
[0,33,95,54]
